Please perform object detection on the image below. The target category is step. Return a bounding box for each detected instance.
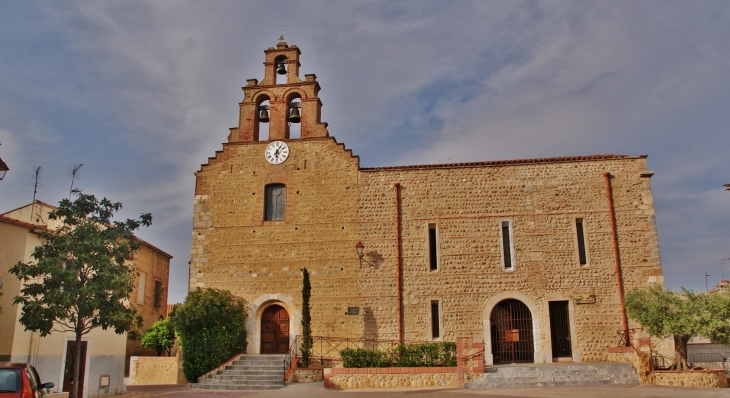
[191,354,289,391]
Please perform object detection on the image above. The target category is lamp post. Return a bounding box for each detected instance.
[0,158,8,181]
[0,142,7,181]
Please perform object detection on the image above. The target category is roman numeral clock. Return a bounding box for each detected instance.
[265,141,289,164]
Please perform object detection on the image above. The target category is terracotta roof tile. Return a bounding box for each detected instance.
[0,215,47,231]
[360,154,641,172]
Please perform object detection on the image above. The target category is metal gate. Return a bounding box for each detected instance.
[549,301,572,359]
[490,299,534,364]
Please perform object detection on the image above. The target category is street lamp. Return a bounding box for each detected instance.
[0,158,8,181]
[355,241,377,268]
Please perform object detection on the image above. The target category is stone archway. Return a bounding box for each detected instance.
[483,292,544,365]
[490,299,534,364]
[248,294,300,355]
[260,304,290,354]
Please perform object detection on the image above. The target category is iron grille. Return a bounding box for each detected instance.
[490,299,534,364]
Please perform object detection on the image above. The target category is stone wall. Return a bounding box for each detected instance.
[192,138,363,352]
[324,367,458,389]
[291,369,324,383]
[654,370,728,388]
[126,243,172,373]
[194,44,664,362]
[359,156,662,362]
[127,356,186,385]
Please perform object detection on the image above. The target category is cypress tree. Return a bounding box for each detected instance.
[300,268,313,367]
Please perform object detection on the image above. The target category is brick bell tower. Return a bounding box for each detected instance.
[228,42,330,143]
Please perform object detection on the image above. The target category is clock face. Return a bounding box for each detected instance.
[265,141,289,164]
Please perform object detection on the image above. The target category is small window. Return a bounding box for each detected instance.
[153,280,162,309]
[500,221,515,271]
[137,273,146,305]
[576,219,587,265]
[431,300,441,339]
[265,184,286,221]
[428,224,438,270]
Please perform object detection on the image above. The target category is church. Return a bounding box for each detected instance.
[189,42,663,365]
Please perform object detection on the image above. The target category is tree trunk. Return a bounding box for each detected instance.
[71,330,83,398]
[673,335,690,370]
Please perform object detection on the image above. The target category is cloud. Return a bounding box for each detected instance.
[1,1,729,300]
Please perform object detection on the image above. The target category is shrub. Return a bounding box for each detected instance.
[340,348,392,368]
[340,342,456,368]
[170,288,247,382]
[141,319,175,356]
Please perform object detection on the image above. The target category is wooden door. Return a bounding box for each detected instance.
[63,340,87,397]
[261,305,290,354]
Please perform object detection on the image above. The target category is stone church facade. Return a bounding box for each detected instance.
[190,42,663,365]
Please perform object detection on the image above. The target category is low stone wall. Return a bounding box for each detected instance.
[291,368,323,383]
[128,356,187,385]
[654,369,728,388]
[606,347,653,384]
[324,367,458,389]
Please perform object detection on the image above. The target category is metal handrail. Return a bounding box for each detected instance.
[652,352,673,370]
[461,349,485,366]
[282,335,452,376]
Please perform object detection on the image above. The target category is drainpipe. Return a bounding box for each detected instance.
[394,183,404,344]
[604,172,630,346]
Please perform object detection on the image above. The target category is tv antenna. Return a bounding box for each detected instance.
[69,164,83,199]
[31,166,41,222]
[705,272,711,292]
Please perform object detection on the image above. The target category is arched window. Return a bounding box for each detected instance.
[286,94,301,139]
[265,184,286,221]
[257,98,271,142]
[275,56,288,85]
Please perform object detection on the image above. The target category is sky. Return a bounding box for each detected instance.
[1,1,729,303]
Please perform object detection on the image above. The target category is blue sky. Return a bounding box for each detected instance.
[1,1,729,303]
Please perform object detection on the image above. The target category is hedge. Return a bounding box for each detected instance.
[340,342,457,368]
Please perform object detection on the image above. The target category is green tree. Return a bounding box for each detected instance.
[9,191,149,398]
[170,288,247,382]
[141,318,176,356]
[300,268,312,368]
[625,284,730,370]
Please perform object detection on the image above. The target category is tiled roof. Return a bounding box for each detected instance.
[0,200,58,217]
[0,215,47,231]
[0,215,172,259]
[138,238,174,259]
[360,154,645,172]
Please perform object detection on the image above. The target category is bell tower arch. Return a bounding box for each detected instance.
[229,42,329,143]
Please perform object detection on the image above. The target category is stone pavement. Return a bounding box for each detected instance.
[125,382,730,397]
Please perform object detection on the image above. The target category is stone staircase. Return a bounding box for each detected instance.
[190,355,286,390]
[464,362,639,389]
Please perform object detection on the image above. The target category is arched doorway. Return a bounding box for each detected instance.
[261,305,290,354]
[490,299,534,364]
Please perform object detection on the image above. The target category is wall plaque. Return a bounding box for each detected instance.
[574,294,596,304]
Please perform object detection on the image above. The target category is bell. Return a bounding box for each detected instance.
[258,109,269,123]
[288,107,301,123]
[276,63,287,75]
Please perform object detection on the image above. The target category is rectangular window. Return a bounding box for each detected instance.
[431,300,440,339]
[137,273,146,305]
[428,224,438,270]
[265,184,286,221]
[153,280,162,309]
[576,219,587,265]
[501,221,514,270]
